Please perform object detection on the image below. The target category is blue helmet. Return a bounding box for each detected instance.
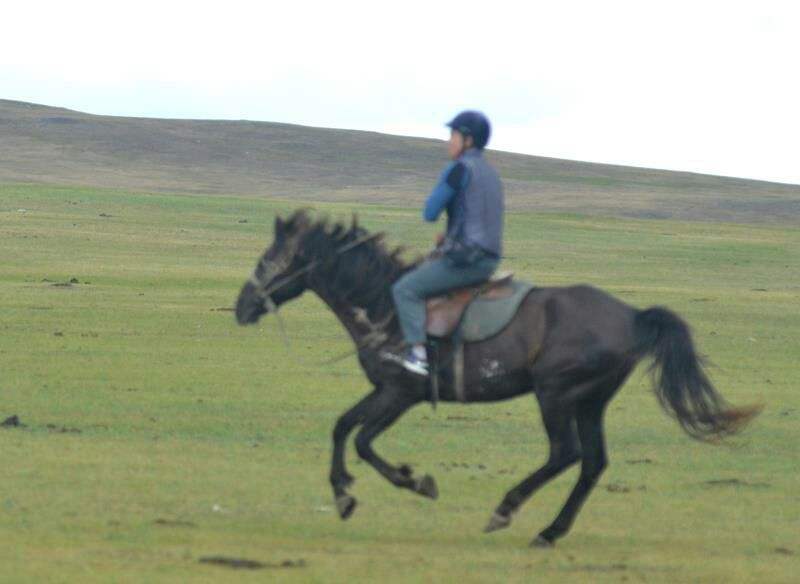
[446,110,491,149]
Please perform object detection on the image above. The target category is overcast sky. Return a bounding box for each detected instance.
[3,0,799,185]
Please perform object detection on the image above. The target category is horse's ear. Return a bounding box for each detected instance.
[291,209,311,232]
[274,215,285,234]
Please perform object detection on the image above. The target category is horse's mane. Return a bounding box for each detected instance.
[287,210,416,324]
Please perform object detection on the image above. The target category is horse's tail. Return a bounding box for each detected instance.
[634,307,761,441]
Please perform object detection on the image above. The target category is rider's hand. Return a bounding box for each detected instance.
[435,232,445,246]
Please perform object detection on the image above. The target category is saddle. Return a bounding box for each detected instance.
[420,272,535,406]
[426,271,516,339]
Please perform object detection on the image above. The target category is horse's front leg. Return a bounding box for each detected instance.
[353,388,437,500]
[329,389,380,519]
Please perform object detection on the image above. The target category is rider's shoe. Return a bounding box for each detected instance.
[400,349,429,377]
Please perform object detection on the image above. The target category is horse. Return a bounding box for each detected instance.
[234,209,759,547]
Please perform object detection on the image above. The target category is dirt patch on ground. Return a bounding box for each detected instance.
[774,547,794,556]
[561,562,628,573]
[154,518,197,528]
[198,557,306,570]
[46,423,82,434]
[46,277,89,288]
[1,417,84,434]
[1,415,25,428]
[436,461,491,472]
[703,478,771,488]
[625,458,654,465]
[605,483,647,493]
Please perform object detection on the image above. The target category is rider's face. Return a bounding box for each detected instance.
[447,130,473,159]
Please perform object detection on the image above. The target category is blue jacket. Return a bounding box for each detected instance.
[423,149,504,257]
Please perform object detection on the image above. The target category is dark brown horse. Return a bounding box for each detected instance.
[235,210,759,547]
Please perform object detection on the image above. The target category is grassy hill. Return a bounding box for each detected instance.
[2,99,798,223]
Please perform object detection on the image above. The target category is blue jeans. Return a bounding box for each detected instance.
[391,254,499,345]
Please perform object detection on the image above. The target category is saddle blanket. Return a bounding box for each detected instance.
[459,280,535,342]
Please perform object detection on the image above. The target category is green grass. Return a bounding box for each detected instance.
[1,183,798,583]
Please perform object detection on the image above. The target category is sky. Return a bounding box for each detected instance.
[2,0,799,185]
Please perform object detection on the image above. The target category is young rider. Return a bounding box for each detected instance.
[391,111,504,376]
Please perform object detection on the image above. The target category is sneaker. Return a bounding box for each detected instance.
[401,349,429,376]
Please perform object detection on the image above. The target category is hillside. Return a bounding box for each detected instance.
[1,99,798,222]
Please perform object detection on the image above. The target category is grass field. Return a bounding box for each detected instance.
[1,183,798,583]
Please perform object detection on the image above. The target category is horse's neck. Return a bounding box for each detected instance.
[303,233,407,350]
[311,287,399,352]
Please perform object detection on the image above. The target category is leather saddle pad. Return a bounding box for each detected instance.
[426,273,534,341]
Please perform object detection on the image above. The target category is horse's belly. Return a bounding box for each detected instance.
[462,367,533,402]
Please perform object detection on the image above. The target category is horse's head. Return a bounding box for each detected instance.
[235,210,313,325]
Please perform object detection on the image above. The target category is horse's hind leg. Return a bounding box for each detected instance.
[532,398,608,547]
[485,399,580,533]
[353,388,437,499]
[330,389,380,519]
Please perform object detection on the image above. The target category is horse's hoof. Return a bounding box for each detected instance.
[483,512,511,533]
[414,475,439,500]
[335,494,357,520]
[530,534,555,548]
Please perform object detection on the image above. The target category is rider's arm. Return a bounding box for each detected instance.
[423,162,468,221]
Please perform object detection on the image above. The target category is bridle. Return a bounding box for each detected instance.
[247,230,385,312]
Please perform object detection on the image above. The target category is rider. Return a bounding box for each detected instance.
[391,110,504,376]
